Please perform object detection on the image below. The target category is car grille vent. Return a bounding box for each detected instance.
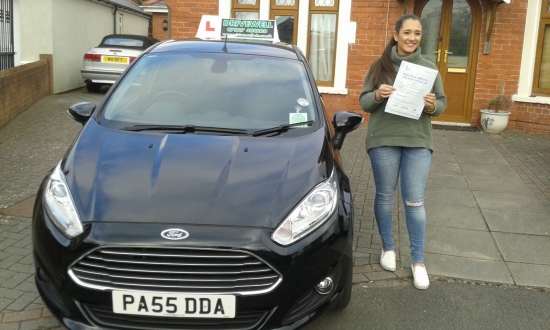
[82,303,271,330]
[70,247,281,295]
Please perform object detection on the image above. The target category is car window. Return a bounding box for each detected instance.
[102,38,145,48]
[100,53,316,131]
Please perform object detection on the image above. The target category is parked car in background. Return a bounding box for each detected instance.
[81,34,159,92]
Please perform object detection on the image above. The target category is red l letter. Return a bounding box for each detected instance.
[206,21,215,32]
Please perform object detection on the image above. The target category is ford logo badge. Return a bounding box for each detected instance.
[161,229,189,240]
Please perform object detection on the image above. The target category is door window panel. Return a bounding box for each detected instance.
[447,0,472,68]
[420,0,443,65]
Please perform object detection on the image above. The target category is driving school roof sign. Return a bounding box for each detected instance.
[196,15,280,43]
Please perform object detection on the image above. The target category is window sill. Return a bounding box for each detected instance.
[318,87,348,95]
[512,95,550,105]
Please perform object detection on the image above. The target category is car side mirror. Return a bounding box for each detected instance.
[68,102,96,125]
[331,111,363,150]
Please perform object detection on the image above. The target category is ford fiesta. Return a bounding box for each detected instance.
[32,31,362,330]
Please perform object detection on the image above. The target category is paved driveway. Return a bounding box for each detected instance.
[1,87,549,329]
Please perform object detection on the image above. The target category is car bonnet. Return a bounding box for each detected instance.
[62,120,332,229]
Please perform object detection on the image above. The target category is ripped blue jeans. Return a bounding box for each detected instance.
[368,147,432,264]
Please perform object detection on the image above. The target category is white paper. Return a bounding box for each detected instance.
[385,61,438,120]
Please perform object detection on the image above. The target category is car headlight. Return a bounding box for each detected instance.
[272,170,338,246]
[43,163,83,238]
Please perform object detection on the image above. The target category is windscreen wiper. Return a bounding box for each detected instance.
[252,121,315,137]
[121,124,248,135]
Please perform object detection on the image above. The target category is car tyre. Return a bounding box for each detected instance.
[334,259,353,310]
[86,82,102,93]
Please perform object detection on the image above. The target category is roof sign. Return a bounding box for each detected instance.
[197,15,280,43]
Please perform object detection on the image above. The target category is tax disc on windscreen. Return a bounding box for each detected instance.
[297,98,309,107]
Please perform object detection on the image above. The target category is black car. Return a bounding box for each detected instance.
[33,36,362,330]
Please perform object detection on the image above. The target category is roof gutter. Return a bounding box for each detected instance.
[94,0,151,18]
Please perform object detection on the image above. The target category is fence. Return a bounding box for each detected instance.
[0,0,14,71]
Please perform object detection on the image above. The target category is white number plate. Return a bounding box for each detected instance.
[112,291,236,318]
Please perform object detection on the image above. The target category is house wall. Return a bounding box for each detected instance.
[119,8,151,35]
[151,12,169,40]
[163,0,550,135]
[327,0,549,135]
[0,55,52,130]
[51,0,114,94]
[168,0,217,39]
[19,0,53,63]
[17,0,150,94]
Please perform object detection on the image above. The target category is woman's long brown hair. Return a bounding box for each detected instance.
[365,14,422,88]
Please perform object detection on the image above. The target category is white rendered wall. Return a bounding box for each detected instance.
[19,0,53,63]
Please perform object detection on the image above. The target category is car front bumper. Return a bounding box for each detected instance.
[33,192,353,330]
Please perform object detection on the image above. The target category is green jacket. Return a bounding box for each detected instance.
[358,46,447,152]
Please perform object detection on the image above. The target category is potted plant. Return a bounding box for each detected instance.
[480,83,513,133]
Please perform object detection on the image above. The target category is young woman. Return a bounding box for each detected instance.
[358,14,447,290]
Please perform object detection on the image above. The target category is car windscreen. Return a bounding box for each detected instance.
[99,37,153,50]
[99,53,317,133]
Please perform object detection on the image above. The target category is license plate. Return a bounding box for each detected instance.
[102,56,128,64]
[112,291,236,318]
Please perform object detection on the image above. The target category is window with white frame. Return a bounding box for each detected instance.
[232,0,260,19]
[532,0,550,95]
[228,0,350,92]
[517,0,550,102]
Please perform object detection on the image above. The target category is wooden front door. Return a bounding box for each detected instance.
[415,0,481,123]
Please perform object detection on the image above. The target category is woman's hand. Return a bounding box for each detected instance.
[423,93,436,114]
[375,84,396,102]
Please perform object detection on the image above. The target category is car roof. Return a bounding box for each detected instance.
[149,39,302,61]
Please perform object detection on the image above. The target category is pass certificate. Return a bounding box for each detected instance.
[385,61,438,120]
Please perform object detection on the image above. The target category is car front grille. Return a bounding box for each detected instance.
[81,303,271,330]
[69,247,281,295]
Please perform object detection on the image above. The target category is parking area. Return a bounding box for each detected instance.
[1,87,549,329]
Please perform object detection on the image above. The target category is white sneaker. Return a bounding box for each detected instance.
[412,264,430,290]
[380,250,396,271]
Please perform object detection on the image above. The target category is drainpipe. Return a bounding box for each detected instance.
[113,5,118,34]
[166,4,172,39]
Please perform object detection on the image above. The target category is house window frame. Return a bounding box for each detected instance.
[270,9,299,44]
[306,0,339,86]
[516,0,550,104]
[231,0,260,19]
[271,0,298,10]
[531,1,550,95]
[222,0,352,95]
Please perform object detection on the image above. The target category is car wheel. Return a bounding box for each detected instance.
[86,82,102,93]
[334,259,353,310]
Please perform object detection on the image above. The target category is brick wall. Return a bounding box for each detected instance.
[166,0,218,39]
[0,55,52,130]
[151,13,170,40]
[322,1,405,124]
